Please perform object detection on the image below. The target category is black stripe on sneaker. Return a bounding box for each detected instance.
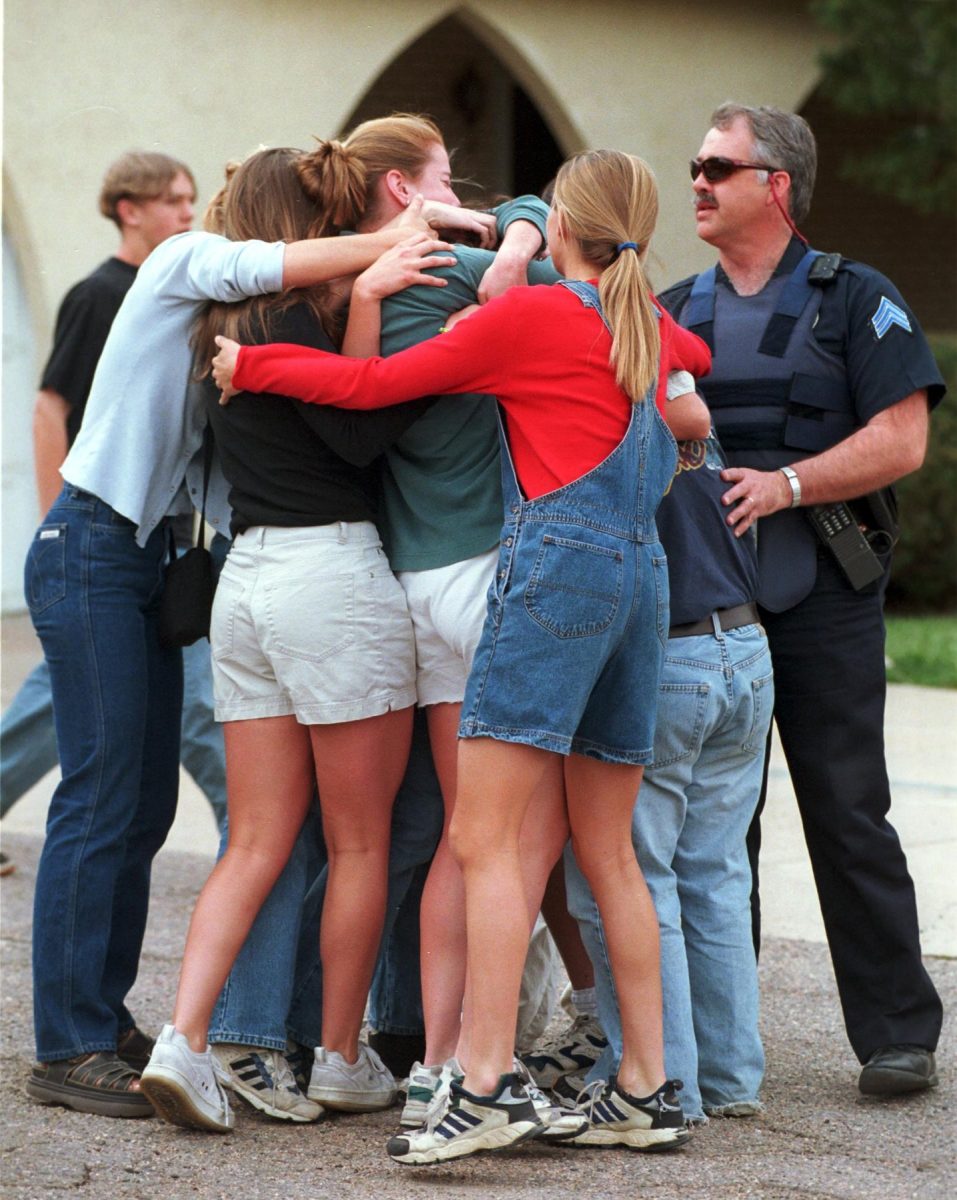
[447,1108,483,1131]
[595,1098,628,1123]
[233,1054,272,1091]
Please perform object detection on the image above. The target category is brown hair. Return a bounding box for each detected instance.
[552,150,660,402]
[98,150,195,229]
[191,147,334,372]
[297,113,445,232]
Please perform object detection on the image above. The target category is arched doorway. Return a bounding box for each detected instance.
[340,12,568,204]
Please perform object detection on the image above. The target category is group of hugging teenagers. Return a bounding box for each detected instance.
[22,100,944,1168]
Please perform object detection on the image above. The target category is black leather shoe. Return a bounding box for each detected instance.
[858,1045,938,1096]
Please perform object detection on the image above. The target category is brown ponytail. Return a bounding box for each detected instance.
[296,139,367,235]
[191,147,337,372]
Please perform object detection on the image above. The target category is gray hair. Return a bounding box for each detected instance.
[710,103,817,225]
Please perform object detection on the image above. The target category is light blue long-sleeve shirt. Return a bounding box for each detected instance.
[61,231,285,546]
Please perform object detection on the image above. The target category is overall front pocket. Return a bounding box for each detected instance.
[524,534,623,639]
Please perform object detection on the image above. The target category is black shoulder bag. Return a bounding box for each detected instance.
[158,426,217,648]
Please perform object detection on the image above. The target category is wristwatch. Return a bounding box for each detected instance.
[779,466,802,508]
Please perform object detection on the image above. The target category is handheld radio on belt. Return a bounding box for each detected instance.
[807,503,885,589]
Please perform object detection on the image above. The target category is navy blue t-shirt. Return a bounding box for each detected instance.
[657,433,758,627]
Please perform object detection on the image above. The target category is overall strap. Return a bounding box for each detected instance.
[557,278,614,338]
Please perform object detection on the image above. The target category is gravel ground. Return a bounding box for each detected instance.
[1,831,953,1200]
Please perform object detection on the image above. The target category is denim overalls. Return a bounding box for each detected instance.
[459,280,678,764]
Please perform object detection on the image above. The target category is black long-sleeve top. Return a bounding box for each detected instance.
[204,304,429,536]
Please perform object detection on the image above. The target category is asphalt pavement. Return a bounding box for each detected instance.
[1,613,954,1199]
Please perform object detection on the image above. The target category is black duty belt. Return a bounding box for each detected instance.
[669,602,760,639]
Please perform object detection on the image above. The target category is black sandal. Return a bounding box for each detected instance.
[26,1051,154,1118]
[117,1026,155,1073]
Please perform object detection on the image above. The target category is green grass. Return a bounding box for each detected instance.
[884,614,957,689]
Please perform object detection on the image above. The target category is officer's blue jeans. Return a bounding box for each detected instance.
[565,624,773,1119]
[26,488,182,1060]
[210,707,443,1049]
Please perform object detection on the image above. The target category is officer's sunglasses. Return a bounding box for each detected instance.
[690,157,780,184]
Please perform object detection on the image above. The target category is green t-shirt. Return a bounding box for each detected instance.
[379,197,560,571]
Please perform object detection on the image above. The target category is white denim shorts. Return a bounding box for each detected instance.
[397,548,497,706]
[211,522,416,724]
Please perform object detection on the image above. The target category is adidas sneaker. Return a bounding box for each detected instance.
[387,1072,543,1165]
[566,1076,690,1151]
[212,1044,322,1123]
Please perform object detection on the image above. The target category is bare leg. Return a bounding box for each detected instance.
[449,737,563,1094]
[418,702,466,1065]
[457,768,569,1069]
[172,716,314,1051]
[312,706,413,1059]
[564,755,663,1097]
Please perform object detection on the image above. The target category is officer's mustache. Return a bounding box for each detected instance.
[693,194,717,210]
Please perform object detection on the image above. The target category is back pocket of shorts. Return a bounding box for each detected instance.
[25,525,67,615]
[524,534,622,639]
[264,571,357,664]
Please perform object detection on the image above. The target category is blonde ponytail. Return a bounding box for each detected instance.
[552,151,660,401]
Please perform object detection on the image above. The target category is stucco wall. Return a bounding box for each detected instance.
[4,0,823,342]
[2,0,823,608]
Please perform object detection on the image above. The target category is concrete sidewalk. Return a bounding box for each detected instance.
[1,613,955,1199]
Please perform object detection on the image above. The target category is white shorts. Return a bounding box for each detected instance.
[397,548,497,707]
[211,522,416,724]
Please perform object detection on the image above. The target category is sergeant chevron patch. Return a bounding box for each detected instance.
[870,296,912,339]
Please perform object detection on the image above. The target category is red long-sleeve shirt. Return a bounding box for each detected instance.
[234,283,711,499]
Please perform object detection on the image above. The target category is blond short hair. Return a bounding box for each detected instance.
[98,151,195,228]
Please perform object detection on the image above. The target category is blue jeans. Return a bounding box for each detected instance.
[26,486,182,1060]
[565,624,773,1120]
[367,861,430,1035]
[0,660,58,813]
[1,536,230,831]
[210,707,443,1049]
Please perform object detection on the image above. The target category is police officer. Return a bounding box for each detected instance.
[659,103,944,1098]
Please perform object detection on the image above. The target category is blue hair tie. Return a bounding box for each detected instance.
[615,241,639,255]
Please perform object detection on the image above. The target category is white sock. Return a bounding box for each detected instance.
[571,987,598,1017]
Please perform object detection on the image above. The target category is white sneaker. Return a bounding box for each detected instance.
[521,1013,608,1089]
[422,1056,465,1124]
[212,1044,322,1123]
[307,1043,397,1111]
[140,1024,234,1133]
[513,1057,588,1141]
[387,1072,543,1165]
[400,1061,443,1128]
[566,1076,690,1151]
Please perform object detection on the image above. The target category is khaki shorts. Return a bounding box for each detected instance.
[397,548,497,707]
[211,523,416,724]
